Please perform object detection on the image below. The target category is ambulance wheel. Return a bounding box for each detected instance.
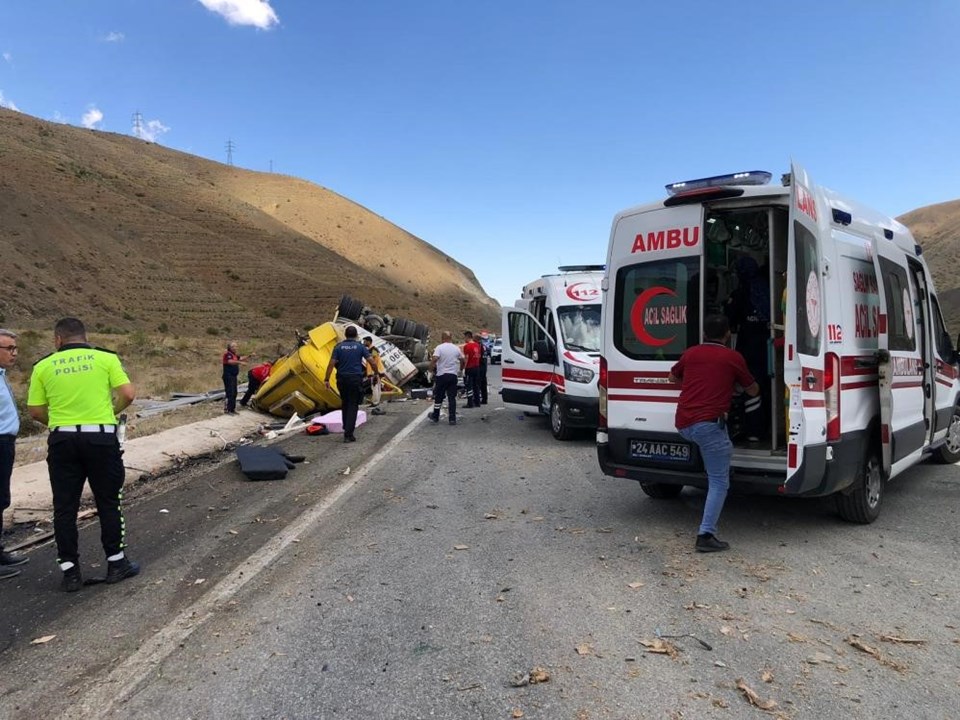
[836,445,883,524]
[550,395,574,441]
[640,483,683,499]
[932,407,960,464]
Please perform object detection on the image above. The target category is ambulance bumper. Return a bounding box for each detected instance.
[557,393,598,428]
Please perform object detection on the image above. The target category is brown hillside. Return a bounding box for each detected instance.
[0,108,500,341]
[898,200,960,336]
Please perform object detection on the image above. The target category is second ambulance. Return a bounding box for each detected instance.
[597,163,960,523]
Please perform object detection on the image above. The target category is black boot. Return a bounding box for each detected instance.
[62,565,82,592]
[105,557,140,584]
[0,549,29,567]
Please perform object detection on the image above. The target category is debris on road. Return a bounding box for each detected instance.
[639,638,679,657]
[845,635,909,673]
[509,667,551,687]
[655,630,712,651]
[735,678,778,712]
[574,643,594,656]
[879,635,927,645]
[30,635,56,645]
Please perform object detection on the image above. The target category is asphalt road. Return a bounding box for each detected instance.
[2,366,959,720]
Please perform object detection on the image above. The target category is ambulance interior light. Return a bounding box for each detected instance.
[666,171,772,195]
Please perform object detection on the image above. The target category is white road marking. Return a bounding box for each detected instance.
[66,407,431,720]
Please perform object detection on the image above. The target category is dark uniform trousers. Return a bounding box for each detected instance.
[47,431,126,564]
[240,370,262,406]
[0,435,14,540]
[432,373,459,422]
[336,374,364,438]
[223,371,239,412]
[478,358,489,404]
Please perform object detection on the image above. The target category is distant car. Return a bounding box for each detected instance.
[490,339,502,364]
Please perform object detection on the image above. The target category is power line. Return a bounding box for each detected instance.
[225,139,235,166]
[131,110,143,139]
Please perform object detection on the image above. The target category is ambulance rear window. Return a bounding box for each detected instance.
[614,258,700,361]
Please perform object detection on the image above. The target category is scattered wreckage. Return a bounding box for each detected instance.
[251,295,431,418]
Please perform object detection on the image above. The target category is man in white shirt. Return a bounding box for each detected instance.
[1,329,28,579]
[429,331,465,425]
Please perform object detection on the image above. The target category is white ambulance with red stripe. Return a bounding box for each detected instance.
[501,266,603,439]
[597,164,960,522]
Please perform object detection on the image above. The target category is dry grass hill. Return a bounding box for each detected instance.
[0,108,500,343]
[899,200,960,336]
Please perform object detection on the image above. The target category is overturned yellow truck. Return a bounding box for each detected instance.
[252,318,424,418]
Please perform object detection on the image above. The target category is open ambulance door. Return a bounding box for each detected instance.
[500,306,556,414]
[784,162,827,491]
[871,234,927,477]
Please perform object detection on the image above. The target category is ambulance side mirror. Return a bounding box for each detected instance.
[533,340,556,365]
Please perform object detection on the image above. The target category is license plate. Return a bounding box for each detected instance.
[629,440,691,462]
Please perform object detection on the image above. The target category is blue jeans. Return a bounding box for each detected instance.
[679,421,732,536]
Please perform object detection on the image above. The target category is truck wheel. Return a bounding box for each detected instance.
[836,445,884,523]
[932,407,960,464]
[414,323,429,342]
[337,295,364,321]
[640,483,683,499]
[550,395,574,440]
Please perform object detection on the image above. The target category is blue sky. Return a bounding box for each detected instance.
[2,1,959,306]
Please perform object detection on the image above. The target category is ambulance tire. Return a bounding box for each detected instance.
[836,444,883,524]
[549,395,574,441]
[932,406,960,464]
[640,483,684,499]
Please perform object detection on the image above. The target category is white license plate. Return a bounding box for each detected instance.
[629,440,691,462]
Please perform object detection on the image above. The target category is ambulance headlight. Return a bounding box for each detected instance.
[564,361,594,384]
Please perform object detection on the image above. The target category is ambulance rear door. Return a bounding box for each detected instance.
[500,306,557,413]
[871,234,927,476]
[784,162,828,489]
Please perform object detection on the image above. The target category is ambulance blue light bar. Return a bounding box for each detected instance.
[666,171,772,195]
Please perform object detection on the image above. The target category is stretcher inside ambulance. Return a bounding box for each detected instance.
[597,164,960,523]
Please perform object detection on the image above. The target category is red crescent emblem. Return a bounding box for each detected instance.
[629,287,677,347]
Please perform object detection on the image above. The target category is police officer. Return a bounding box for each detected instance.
[1,328,29,580]
[27,318,138,591]
[323,325,371,443]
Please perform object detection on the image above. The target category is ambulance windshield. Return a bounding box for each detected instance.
[557,304,601,353]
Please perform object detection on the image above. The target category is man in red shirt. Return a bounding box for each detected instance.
[668,314,759,553]
[240,361,273,408]
[462,331,482,409]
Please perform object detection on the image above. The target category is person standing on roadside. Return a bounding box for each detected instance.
[27,318,138,591]
[668,314,759,553]
[477,334,490,405]
[362,336,386,412]
[429,331,465,425]
[323,325,371,443]
[239,360,273,408]
[222,341,253,415]
[0,329,29,580]
[462,331,482,409]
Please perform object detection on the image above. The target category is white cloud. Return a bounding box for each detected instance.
[135,118,171,143]
[51,111,68,123]
[81,106,104,129]
[2,52,11,63]
[198,0,279,29]
[0,90,19,111]
[103,32,125,43]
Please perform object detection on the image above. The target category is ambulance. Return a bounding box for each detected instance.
[597,163,960,523]
[501,266,604,439]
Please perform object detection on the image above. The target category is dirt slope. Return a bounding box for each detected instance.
[899,200,960,336]
[0,108,500,341]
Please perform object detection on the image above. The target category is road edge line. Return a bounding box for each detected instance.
[68,406,431,719]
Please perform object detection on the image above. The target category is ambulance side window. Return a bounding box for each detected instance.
[546,311,557,344]
[878,258,915,352]
[507,311,546,360]
[794,222,821,356]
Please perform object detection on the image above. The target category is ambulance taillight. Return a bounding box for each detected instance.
[824,352,841,442]
[598,356,608,430]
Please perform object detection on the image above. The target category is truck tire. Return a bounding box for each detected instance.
[414,323,429,342]
[550,395,574,441]
[836,444,884,523]
[640,483,684,499]
[337,295,364,321]
[932,406,960,464]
